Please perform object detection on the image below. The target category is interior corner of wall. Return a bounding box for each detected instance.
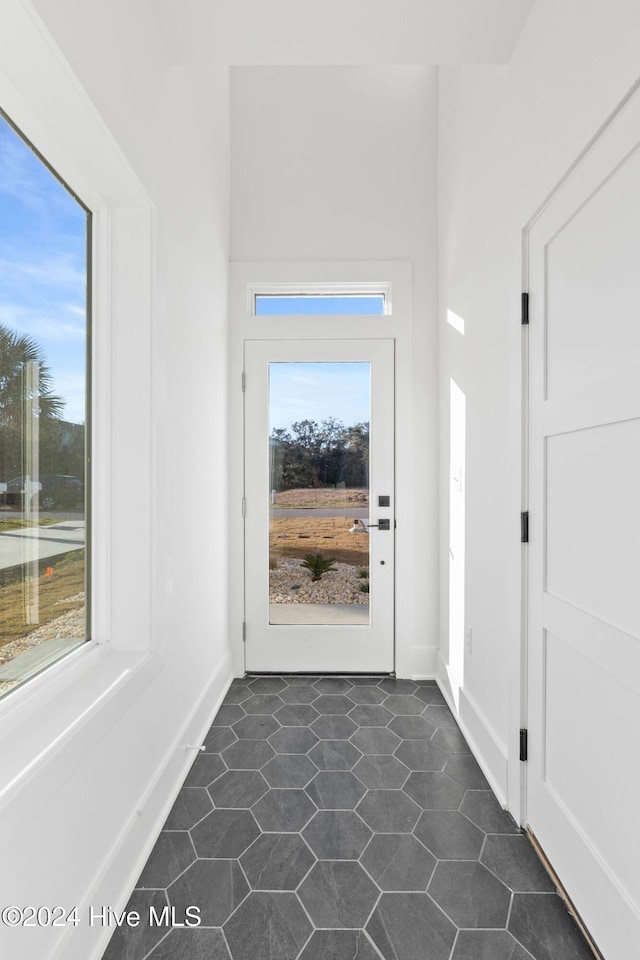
[436,653,509,806]
[408,644,437,680]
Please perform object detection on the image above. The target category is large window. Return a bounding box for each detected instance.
[0,109,90,699]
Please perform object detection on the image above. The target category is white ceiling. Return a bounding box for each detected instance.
[148,0,537,66]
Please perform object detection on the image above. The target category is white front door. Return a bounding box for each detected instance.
[244,338,395,672]
[527,90,640,960]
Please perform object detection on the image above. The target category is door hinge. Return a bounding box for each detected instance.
[521,292,529,325]
[520,510,529,543]
[520,728,528,762]
[242,497,246,517]
[241,371,246,391]
[242,622,247,643]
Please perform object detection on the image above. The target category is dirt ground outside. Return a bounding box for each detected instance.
[272,487,369,510]
[270,516,369,568]
[0,550,85,653]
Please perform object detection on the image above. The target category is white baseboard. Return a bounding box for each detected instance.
[408,644,437,680]
[435,654,509,806]
[52,653,233,960]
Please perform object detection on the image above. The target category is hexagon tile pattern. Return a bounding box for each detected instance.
[101,676,595,960]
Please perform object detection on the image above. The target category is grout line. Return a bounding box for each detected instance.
[477,832,488,861]
[363,927,386,960]
[139,917,172,960]
[220,923,234,958]
[293,927,315,960]
[362,888,382,929]
[446,927,461,960]
[505,891,515,928]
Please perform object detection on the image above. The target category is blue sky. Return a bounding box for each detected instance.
[269,362,370,432]
[257,295,384,315]
[0,113,87,424]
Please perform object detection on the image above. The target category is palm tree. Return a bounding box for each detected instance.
[0,323,64,480]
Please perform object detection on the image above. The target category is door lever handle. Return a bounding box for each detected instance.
[368,519,391,530]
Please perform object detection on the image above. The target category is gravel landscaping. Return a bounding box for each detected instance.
[0,597,85,697]
[270,557,369,605]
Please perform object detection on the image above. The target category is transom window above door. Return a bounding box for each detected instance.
[250,282,392,316]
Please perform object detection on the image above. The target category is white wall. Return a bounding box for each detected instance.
[437,0,640,812]
[230,66,440,678]
[152,0,535,67]
[0,3,232,959]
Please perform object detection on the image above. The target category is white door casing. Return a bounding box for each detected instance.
[526,86,640,960]
[244,338,395,673]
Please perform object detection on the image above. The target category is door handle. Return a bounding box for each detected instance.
[368,519,391,530]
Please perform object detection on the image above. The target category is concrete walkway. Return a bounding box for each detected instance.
[269,602,369,625]
[0,521,85,571]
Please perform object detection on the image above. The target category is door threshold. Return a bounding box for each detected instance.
[243,671,395,678]
[269,603,369,625]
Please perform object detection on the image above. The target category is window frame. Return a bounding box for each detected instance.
[248,281,393,316]
[0,105,93,694]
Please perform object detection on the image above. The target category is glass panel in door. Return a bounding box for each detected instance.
[269,362,371,625]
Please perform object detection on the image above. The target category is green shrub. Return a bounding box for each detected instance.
[357,567,368,578]
[301,553,337,581]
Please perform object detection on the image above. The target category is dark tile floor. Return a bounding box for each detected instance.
[102,676,594,960]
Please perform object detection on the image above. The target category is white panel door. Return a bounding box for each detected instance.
[527,91,640,960]
[244,339,395,672]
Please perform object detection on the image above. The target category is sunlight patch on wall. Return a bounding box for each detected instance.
[448,378,466,709]
[447,308,465,335]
